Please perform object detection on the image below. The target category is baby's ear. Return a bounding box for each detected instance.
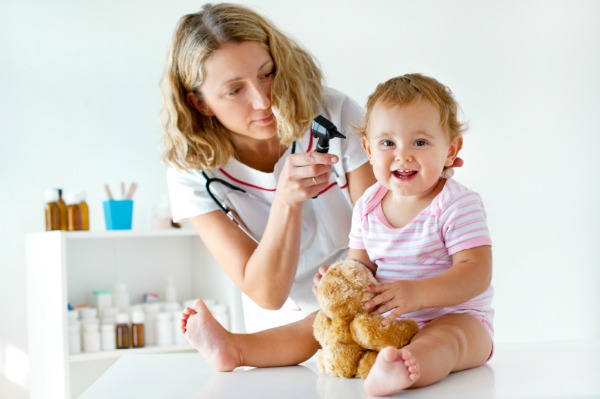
[445,136,463,167]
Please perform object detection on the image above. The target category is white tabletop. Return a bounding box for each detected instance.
[81,339,600,398]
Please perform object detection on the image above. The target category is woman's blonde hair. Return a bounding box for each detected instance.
[359,73,467,141]
[160,3,324,171]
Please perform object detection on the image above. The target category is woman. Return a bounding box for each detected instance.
[161,3,375,368]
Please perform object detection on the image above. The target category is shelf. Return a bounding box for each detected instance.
[70,343,195,362]
[36,228,198,240]
[26,228,244,398]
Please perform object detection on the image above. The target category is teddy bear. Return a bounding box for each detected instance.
[313,258,419,378]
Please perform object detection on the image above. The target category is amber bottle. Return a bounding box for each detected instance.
[79,191,90,230]
[57,188,68,230]
[115,313,131,349]
[65,192,83,231]
[44,189,61,231]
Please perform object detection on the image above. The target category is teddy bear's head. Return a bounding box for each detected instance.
[315,259,378,319]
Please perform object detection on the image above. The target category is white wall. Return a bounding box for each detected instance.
[2,0,599,397]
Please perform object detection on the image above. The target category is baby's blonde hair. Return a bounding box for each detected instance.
[359,73,467,141]
[160,3,324,171]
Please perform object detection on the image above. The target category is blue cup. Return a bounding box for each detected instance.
[103,200,134,230]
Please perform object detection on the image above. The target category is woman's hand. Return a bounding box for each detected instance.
[276,152,338,205]
[363,280,424,326]
[441,157,464,179]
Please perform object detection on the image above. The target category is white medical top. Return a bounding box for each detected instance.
[166,87,369,313]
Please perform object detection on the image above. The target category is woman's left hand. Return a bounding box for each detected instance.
[363,280,423,325]
[442,157,464,179]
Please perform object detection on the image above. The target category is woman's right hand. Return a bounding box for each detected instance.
[276,152,339,205]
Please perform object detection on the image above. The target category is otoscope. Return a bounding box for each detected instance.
[312,115,346,154]
[310,115,346,198]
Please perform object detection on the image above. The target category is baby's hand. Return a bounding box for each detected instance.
[312,264,330,296]
[363,280,423,325]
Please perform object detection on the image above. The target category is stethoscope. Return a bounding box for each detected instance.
[201,142,296,244]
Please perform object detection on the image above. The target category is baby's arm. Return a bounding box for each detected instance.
[365,245,492,325]
[347,248,377,275]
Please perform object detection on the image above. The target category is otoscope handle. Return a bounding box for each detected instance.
[315,140,330,154]
[310,115,346,198]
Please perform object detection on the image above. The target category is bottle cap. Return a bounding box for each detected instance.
[162,302,180,312]
[83,322,99,331]
[93,290,112,296]
[68,309,79,322]
[79,307,98,319]
[45,189,59,202]
[143,302,161,314]
[115,312,130,324]
[131,310,145,324]
[64,191,80,205]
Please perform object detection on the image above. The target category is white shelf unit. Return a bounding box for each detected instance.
[26,229,245,399]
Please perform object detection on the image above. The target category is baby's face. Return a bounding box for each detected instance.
[362,99,460,198]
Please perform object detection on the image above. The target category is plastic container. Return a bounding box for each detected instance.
[172,310,186,344]
[93,290,113,313]
[155,312,173,346]
[79,307,98,321]
[68,322,82,354]
[67,309,80,324]
[143,303,160,346]
[44,189,61,231]
[101,323,116,351]
[83,322,101,353]
[103,200,133,230]
[100,307,119,325]
[113,283,130,311]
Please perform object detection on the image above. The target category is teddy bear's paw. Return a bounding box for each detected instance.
[317,344,363,378]
[350,314,419,351]
[355,350,378,378]
[313,311,332,345]
[394,319,419,347]
[313,312,356,346]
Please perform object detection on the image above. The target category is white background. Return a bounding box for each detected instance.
[2,1,599,397]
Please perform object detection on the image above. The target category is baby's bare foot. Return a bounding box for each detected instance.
[183,299,240,371]
[364,347,419,396]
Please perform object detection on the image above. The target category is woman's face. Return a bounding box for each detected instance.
[193,41,277,143]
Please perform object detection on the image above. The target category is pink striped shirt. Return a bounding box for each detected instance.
[349,178,494,331]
